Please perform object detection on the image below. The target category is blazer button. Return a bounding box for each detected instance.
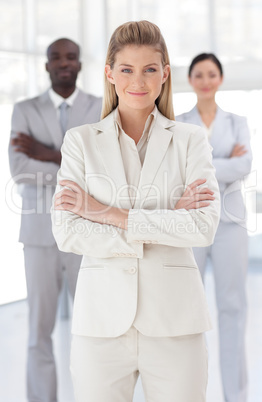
[128,267,137,274]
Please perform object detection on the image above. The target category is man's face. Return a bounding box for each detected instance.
[45,39,81,88]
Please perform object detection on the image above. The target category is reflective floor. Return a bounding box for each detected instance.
[0,260,261,402]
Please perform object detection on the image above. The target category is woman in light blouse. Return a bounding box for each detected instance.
[52,24,220,402]
[176,53,252,402]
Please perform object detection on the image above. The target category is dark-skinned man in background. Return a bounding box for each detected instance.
[9,38,102,402]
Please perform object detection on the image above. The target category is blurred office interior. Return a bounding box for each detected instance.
[0,1,262,401]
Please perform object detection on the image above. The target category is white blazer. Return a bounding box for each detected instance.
[51,109,220,338]
[176,106,252,224]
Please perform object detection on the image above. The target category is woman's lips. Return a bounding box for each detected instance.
[127,91,148,96]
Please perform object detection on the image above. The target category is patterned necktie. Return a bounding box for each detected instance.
[59,102,69,135]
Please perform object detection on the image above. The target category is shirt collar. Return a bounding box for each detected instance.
[114,105,158,142]
[48,87,79,109]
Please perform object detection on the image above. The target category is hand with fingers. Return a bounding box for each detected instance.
[54,180,129,228]
[230,143,247,158]
[174,178,215,211]
[11,132,61,164]
[55,178,215,227]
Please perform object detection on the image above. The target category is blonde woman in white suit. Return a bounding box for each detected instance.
[176,53,252,402]
[52,23,220,402]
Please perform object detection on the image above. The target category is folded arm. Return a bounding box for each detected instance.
[9,103,60,186]
[52,127,220,256]
[212,117,252,183]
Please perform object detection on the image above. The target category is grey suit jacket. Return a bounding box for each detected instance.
[9,89,102,246]
[176,106,252,224]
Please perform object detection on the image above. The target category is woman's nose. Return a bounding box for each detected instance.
[202,76,210,85]
[132,74,145,87]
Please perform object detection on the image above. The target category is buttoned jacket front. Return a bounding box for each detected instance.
[51,109,220,338]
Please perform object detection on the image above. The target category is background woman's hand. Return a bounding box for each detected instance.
[174,179,215,211]
[230,143,247,158]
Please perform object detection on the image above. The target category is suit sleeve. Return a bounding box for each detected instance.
[212,116,252,183]
[8,102,59,186]
[127,128,220,248]
[51,130,143,258]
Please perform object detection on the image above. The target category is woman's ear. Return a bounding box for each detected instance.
[162,65,170,84]
[105,65,115,84]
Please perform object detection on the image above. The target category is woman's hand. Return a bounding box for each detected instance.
[54,180,129,228]
[174,179,215,211]
[55,180,109,222]
[230,143,247,158]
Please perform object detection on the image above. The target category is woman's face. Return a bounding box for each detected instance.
[105,45,170,115]
[189,59,223,101]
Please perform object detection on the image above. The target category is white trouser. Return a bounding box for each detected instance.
[70,326,208,402]
[193,221,248,402]
[24,245,82,402]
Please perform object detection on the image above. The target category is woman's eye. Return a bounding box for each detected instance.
[146,68,156,72]
[122,68,132,73]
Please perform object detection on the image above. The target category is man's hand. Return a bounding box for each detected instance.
[11,133,61,165]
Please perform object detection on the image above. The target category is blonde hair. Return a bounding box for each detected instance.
[101,20,174,120]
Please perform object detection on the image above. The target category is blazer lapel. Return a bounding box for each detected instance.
[209,107,230,152]
[186,106,203,126]
[68,90,90,128]
[134,113,175,209]
[94,115,132,210]
[94,111,175,211]
[36,91,63,149]
[192,106,232,156]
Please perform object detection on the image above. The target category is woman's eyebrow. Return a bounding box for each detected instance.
[118,63,159,67]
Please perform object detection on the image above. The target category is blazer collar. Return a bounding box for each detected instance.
[190,104,229,125]
[94,114,131,209]
[36,90,94,149]
[134,111,174,208]
[190,105,232,150]
[92,108,175,133]
[94,110,175,209]
[68,90,93,129]
[209,106,231,150]
[36,91,63,149]
[186,105,203,126]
